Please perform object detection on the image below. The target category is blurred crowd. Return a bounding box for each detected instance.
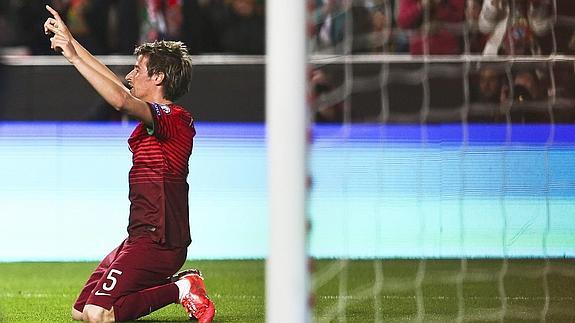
[0,0,265,55]
[310,0,575,55]
[311,60,575,123]
[0,0,575,56]
[306,0,575,123]
[0,0,574,123]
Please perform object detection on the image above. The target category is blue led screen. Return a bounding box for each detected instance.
[0,122,573,260]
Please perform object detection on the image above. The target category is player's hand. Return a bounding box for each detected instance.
[44,5,78,62]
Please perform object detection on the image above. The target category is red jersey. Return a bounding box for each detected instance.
[126,103,195,248]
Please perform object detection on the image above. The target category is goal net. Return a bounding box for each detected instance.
[304,0,575,322]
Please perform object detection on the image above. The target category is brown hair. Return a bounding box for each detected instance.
[134,40,193,101]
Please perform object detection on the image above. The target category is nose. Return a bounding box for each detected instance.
[125,70,134,82]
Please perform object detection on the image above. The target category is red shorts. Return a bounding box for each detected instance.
[73,235,187,311]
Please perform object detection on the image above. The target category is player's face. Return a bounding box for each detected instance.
[125,55,155,100]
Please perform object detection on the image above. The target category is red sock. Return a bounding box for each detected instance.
[113,283,179,322]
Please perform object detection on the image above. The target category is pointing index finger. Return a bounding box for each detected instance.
[45,5,63,22]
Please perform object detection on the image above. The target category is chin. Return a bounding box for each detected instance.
[130,88,141,99]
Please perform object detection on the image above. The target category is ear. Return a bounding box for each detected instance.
[152,72,165,85]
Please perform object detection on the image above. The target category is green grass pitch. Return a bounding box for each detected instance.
[0,259,573,322]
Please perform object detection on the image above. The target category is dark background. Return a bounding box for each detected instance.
[1,61,573,123]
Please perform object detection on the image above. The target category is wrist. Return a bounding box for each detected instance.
[68,52,81,65]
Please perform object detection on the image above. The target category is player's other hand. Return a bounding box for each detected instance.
[44,5,78,62]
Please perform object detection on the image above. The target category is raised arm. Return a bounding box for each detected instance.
[478,0,504,34]
[44,5,152,126]
[44,6,123,89]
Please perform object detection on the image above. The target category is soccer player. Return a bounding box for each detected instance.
[43,5,215,323]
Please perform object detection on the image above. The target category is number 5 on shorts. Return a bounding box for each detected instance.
[103,269,123,291]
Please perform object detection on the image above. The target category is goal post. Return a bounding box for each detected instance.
[265,0,309,323]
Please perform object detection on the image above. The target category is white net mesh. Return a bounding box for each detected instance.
[307,0,575,321]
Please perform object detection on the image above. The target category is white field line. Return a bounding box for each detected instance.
[1,292,571,302]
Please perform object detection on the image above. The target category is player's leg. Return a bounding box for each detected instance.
[71,307,83,321]
[82,304,115,322]
[110,268,216,322]
[85,235,187,321]
[84,273,216,322]
[72,240,127,320]
[111,280,181,321]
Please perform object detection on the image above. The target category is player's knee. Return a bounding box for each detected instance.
[82,307,101,323]
[71,307,83,321]
[82,305,114,323]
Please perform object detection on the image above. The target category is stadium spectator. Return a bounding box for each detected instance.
[501,67,550,122]
[510,63,575,123]
[140,0,184,42]
[510,68,546,102]
[397,0,466,55]
[365,2,409,53]
[310,0,347,53]
[478,0,553,55]
[468,64,507,121]
[217,0,265,54]
[470,64,552,122]
[471,64,506,104]
[370,4,391,52]
[140,0,168,43]
[164,0,184,39]
[44,5,215,322]
[310,1,404,54]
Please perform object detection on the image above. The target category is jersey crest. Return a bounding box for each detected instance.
[161,105,171,114]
